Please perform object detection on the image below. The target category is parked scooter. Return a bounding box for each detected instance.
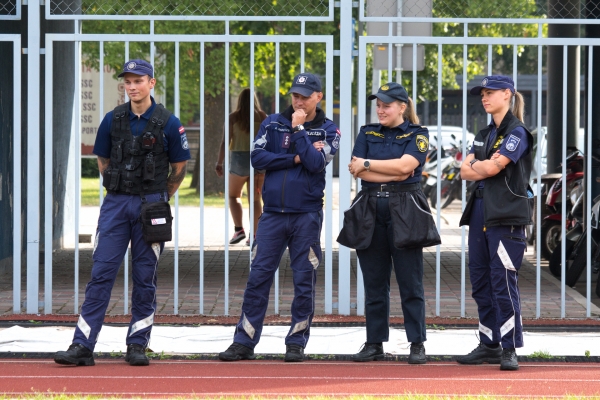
[429,142,476,209]
[539,151,584,260]
[422,147,454,199]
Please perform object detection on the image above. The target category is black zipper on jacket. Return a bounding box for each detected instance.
[281,169,288,212]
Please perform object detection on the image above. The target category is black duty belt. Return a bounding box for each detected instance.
[366,183,421,198]
[475,188,484,198]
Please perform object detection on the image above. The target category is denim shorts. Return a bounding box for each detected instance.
[229,151,264,176]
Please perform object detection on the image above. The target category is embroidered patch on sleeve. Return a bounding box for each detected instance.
[178,126,185,135]
[416,134,429,152]
[505,134,521,152]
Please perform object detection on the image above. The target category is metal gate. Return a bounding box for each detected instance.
[3,0,600,319]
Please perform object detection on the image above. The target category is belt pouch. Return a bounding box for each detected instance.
[139,199,173,243]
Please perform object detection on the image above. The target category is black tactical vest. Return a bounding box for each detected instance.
[459,111,534,227]
[102,102,171,195]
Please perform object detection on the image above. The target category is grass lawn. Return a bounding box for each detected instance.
[81,175,228,207]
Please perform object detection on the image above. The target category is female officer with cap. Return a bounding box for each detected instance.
[338,82,440,364]
[457,75,533,371]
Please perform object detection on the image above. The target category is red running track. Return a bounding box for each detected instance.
[1,360,599,398]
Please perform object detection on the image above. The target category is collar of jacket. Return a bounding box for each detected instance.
[482,110,516,138]
[280,105,326,128]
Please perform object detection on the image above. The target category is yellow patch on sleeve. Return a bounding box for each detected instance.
[416,134,429,152]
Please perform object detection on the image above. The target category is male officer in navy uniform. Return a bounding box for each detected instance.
[219,72,341,362]
[54,59,190,367]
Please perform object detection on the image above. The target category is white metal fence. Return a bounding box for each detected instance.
[2,1,600,318]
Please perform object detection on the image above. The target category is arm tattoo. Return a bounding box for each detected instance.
[167,161,188,198]
[493,158,504,171]
[97,156,110,175]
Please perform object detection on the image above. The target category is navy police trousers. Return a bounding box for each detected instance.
[73,193,165,351]
[233,211,323,349]
[468,197,525,348]
[356,197,427,344]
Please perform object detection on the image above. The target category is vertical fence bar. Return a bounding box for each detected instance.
[13,36,22,313]
[123,42,130,314]
[150,21,155,98]
[73,35,82,314]
[536,37,543,318]
[357,38,368,315]
[174,41,180,315]
[338,1,354,315]
[435,44,442,316]
[560,45,567,318]
[44,37,52,314]
[387,22,393,81]
[301,22,305,73]
[224,33,230,315]
[199,42,205,315]
[249,42,255,251]
[461,37,468,317]
[324,37,334,314]
[586,45,593,317]
[26,0,42,314]
[513,45,518,87]
[487,45,492,124]
[274,42,280,314]
[99,42,105,206]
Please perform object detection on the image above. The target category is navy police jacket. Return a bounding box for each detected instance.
[251,106,340,213]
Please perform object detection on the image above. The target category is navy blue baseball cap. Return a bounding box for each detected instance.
[288,73,322,96]
[368,82,409,103]
[470,75,515,95]
[118,59,154,78]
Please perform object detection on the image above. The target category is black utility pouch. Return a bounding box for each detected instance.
[139,199,172,243]
[102,168,120,190]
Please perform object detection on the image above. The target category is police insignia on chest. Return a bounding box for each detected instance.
[366,131,385,138]
[416,135,429,152]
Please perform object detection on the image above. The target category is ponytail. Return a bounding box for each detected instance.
[403,97,420,124]
[512,91,525,123]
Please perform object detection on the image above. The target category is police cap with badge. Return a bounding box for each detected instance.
[368,82,409,104]
[469,75,515,95]
[118,59,154,78]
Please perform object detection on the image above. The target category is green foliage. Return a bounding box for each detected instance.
[585,350,591,357]
[530,350,552,358]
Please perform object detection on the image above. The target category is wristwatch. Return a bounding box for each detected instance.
[292,124,305,133]
[364,159,371,171]
[469,159,479,168]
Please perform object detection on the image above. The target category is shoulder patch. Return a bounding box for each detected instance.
[416,134,429,152]
[505,134,521,152]
[178,126,185,135]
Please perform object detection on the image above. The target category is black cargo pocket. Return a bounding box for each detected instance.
[102,168,120,191]
[139,200,173,243]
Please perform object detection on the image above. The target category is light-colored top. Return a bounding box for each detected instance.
[229,119,263,152]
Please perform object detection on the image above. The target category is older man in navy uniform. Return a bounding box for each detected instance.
[219,72,341,362]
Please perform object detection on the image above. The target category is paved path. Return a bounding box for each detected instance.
[1,188,599,319]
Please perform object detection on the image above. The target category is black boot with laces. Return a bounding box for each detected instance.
[500,348,519,370]
[125,343,150,366]
[456,342,502,365]
[54,343,95,366]
[351,343,384,362]
[219,342,256,361]
[408,342,427,364]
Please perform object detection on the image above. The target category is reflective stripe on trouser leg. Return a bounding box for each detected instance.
[285,211,322,347]
[127,217,164,348]
[233,212,289,349]
[73,194,132,351]
[488,225,526,349]
[467,198,501,345]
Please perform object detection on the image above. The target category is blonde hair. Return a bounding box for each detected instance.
[403,97,420,124]
[512,91,525,123]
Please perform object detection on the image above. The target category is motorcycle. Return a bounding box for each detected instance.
[538,150,584,260]
[422,146,455,199]
[429,144,475,209]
